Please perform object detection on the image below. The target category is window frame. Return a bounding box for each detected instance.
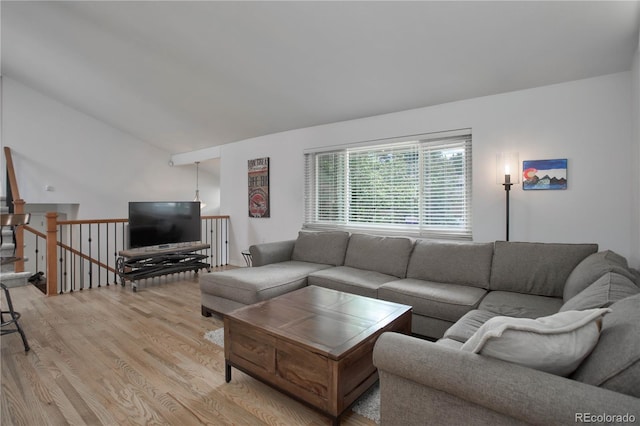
[303,130,472,240]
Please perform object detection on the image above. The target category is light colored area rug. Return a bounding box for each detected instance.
[204,328,381,423]
[350,382,380,423]
[204,328,225,347]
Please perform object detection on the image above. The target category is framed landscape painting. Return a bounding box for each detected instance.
[522,159,567,190]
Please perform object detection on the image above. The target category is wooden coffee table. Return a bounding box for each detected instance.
[224,285,412,425]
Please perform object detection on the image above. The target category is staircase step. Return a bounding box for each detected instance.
[1,255,29,272]
[1,271,33,288]
[1,244,16,255]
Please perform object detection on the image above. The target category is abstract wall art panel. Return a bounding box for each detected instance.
[248,157,270,217]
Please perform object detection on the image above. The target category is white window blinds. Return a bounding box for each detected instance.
[422,137,472,238]
[304,132,472,239]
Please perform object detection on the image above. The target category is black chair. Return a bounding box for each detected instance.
[1,213,32,352]
[1,283,30,352]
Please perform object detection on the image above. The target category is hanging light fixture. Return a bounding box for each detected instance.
[194,161,206,209]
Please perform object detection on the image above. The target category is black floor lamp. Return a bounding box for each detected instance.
[496,152,519,241]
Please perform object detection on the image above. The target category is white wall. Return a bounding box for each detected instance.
[632,36,640,268]
[3,73,636,267]
[221,72,637,266]
[1,77,220,218]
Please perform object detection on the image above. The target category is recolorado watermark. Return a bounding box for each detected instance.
[575,412,636,423]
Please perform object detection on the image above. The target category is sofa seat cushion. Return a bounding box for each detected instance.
[200,261,332,305]
[478,291,563,318]
[378,278,487,322]
[563,250,637,302]
[560,272,639,312]
[490,241,598,297]
[291,230,350,266]
[343,233,414,278]
[443,310,501,343]
[407,240,494,289]
[307,266,397,298]
[572,293,640,397]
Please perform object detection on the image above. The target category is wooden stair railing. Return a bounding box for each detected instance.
[5,146,230,296]
[3,147,26,272]
[44,214,126,295]
[21,213,230,295]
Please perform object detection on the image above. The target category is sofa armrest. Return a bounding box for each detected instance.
[249,240,295,266]
[373,332,639,425]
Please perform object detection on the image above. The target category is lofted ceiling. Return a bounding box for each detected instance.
[1,1,639,157]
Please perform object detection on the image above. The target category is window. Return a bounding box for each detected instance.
[304,131,472,239]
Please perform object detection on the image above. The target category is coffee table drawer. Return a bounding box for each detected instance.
[227,322,276,376]
[276,339,329,398]
[227,319,332,404]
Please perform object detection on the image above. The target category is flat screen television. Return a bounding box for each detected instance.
[128,201,201,249]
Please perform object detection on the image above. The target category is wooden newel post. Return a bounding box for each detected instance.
[13,199,26,273]
[46,212,58,296]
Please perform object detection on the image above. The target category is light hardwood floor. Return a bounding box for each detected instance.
[1,272,377,426]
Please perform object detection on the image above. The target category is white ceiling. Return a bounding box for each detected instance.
[2,1,639,156]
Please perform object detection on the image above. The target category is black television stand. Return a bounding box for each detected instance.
[117,243,211,292]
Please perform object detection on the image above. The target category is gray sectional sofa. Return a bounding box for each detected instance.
[202,230,600,338]
[200,230,640,421]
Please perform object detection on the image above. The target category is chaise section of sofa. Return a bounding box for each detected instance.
[200,260,333,316]
[200,230,350,316]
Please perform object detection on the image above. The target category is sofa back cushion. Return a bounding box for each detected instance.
[344,233,414,278]
[489,241,598,297]
[572,293,640,398]
[560,272,639,312]
[291,230,350,266]
[407,240,494,288]
[563,250,637,302]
